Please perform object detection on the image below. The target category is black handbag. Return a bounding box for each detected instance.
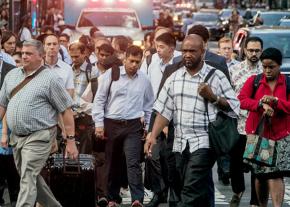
[204,69,240,156]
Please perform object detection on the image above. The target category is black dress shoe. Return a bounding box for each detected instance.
[145,194,161,207]
[97,197,108,207]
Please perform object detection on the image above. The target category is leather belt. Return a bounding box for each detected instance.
[106,118,140,125]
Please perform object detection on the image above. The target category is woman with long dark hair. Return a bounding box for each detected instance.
[1,31,17,55]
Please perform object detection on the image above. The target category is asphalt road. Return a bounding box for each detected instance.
[3,163,290,207]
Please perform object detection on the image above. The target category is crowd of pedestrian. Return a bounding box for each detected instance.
[0,7,289,207]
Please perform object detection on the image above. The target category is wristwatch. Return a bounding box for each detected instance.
[258,99,263,108]
[66,135,75,140]
[212,96,220,105]
[273,97,279,104]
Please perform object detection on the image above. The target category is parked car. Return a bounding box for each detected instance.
[253,11,290,26]
[233,26,290,76]
[187,12,225,40]
[75,7,145,46]
[279,16,290,26]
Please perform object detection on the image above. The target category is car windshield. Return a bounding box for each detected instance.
[254,32,290,58]
[279,21,290,26]
[78,11,139,28]
[194,14,217,22]
[219,9,245,19]
[261,12,290,26]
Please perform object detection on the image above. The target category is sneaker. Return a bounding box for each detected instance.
[97,197,108,207]
[230,192,243,207]
[120,187,131,198]
[131,200,143,207]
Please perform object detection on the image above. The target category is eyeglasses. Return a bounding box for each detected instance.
[247,49,261,53]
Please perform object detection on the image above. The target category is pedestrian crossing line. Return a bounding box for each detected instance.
[121,188,229,205]
[215,187,229,205]
[284,182,290,205]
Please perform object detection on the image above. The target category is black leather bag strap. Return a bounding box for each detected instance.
[10,66,46,99]
[203,69,216,122]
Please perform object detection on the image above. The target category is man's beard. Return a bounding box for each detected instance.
[249,56,259,64]
[183,57,202,70]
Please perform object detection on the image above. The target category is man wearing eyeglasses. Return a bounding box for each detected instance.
[228,36,264,207]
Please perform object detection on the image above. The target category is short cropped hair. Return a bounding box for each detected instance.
[98,43,114,55]
[23,39,45,56]
[260,47,282,65]
[126,45,143,58]
[188,24,209,42]
[245,36,263,49]
[59,33,70,42]
[68,42,86,53]
[43,34,59,45]
[218,36,233,48]
[155,32,176,48]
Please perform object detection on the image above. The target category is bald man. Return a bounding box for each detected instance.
[145,35,239,206]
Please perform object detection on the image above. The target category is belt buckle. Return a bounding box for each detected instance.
[120,119,127,125]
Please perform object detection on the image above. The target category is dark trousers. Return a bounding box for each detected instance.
[146,133,167,194]
[75,115,94,154]
[0,154,20,204]
[217,154,230,179]
[175,145,215,207]
[230,134,246,194]
[165,124,214,207]
[165,123,180,206]
[230,134,258,205]
[104,118,144,203]
[94,151,108,198]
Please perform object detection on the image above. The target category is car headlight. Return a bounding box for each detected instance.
[133,40,143,47]
[222,20,229,25]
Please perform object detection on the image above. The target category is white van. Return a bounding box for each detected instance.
[75,7,144,45]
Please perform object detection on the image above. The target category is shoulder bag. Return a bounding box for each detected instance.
[204,69,240,156]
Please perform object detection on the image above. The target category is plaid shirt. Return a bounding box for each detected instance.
[154,63,240,153]
[73,61,98,109]
[0,67,73,136]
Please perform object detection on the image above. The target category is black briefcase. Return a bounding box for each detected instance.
[47,154,96,207]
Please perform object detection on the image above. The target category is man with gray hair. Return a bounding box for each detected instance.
[0,39,78,207]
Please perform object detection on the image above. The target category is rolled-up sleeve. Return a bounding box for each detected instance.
[153,77,174,121]
[215,70,240,116]
[48,77,73,113]
[92,70,112,128]
[0,75,10,108]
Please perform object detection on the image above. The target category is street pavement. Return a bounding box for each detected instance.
[121,163,290,207]
[4,162,289,207]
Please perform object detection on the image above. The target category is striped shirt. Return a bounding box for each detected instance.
[154,63,240,153]
[0,67,73,136]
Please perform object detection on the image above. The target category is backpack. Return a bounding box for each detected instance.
[85,58,93,83]
[59,48,65,62]
[91,65,120,100]
[252,73,290,99]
